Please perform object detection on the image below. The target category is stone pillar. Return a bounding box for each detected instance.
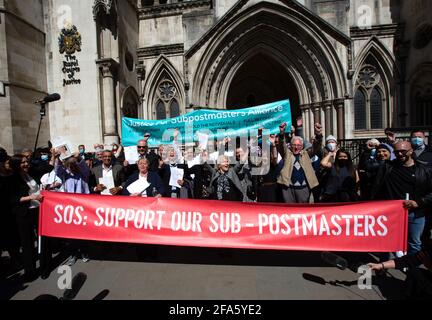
[323,100,333,138]
[334,98,345,140]
[97,58,119,145]
[312,102,321,124]
[136,62,146,119]
[300,104,309,140]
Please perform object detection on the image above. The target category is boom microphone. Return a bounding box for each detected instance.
[321,251,348,270]
[35,93,61,104]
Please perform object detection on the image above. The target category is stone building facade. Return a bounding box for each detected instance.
[0,0,431,153]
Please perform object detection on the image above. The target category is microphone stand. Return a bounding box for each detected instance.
[34,102,46,154]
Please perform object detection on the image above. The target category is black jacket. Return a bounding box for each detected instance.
[8,173,33,218]
[124,151,159,178]
[371,161,432,211]
[89,164,126,193]
[122,171,165,196]
[416,146,432,166]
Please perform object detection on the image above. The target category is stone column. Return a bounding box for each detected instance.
[300,104,309,140]
[312,102,321,124]
[136,62,146,119]
[96,58,119,145]
[334,98,345,140]
[323,100,333,138]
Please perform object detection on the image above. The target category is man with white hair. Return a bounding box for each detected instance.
[276,133,319,203]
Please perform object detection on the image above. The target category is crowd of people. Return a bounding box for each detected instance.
[1,121,432,297]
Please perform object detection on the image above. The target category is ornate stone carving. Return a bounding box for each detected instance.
[96,58,119,78]
[357,65,380,89]
[137,44,184,58]
[157,79,177,102]
[93,0,114,20]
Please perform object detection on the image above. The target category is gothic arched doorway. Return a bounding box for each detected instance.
[122,86,139,118]
[226,53,300,120]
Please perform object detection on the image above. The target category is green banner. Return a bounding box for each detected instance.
[121,100,292,147]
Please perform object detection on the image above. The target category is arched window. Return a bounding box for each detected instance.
[170,99,180,118]
[370,88,383,129]
[122,87,140,119]
[354,64,386,130]
[153,76,181,119]
[354,90,366,130]
[156,100,166,120]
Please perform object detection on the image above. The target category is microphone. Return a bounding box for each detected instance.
[321,251,348,270]
[35,93,61,104]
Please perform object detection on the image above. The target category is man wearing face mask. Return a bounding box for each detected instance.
[28,147,54,184]
[78,145,85,156]
[325,136,338,155]
[371,141,432,255]
[410,131,432,166]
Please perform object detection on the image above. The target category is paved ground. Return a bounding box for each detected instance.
[1,243,407,300]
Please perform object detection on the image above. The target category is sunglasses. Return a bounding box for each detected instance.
[137,146,147,149]
[394,149,411,155]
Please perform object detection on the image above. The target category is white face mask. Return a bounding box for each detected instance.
[327,143,336,152]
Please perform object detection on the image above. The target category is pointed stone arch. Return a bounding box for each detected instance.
[354,37,398,90]
[186,1,349,138]
[189,2,348,108]
[353,37,397,130]
[121,86,140,119]
[143,56,184,119]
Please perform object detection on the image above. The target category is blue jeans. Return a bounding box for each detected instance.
[408,213,426,255]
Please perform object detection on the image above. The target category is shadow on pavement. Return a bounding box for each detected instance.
[85,241,384,270]
[33,272,110,300]
[302,269,407,300]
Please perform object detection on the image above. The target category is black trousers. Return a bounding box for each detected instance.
[16,208,38,276]
[16,208,52,276]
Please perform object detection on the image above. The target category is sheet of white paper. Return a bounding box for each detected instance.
[209,151,219,162]
[224,151,234,157]
[277,153,282,163]
[99,176,115,195]
[197,132,209,150]
[187,155,201,168]
[169,167,184,188]
[124,146,139,164]
[126,177,150,195]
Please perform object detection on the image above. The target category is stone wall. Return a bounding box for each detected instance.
[44,0,101,152]
[0,0,49,154]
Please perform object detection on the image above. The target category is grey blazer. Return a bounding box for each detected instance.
[90,164,126,191]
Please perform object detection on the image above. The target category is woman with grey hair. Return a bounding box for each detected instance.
[205,155,246,202]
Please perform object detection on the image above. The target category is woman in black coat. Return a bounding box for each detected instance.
[123,158,165,197]
[8,154,46,281]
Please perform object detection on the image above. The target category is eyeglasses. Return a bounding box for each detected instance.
[394,149,412,155]
[137,146,147,149]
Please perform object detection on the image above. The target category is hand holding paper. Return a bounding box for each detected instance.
[169,167,184,188]
[99,177,115,195]
[126,177,150,195]
[197,132,209,151]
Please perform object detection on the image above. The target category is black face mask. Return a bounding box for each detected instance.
[338,159,349,167]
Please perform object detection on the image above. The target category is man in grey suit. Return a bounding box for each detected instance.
[90,150,125,195]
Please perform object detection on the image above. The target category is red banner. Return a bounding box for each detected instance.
[39,191,408,252]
